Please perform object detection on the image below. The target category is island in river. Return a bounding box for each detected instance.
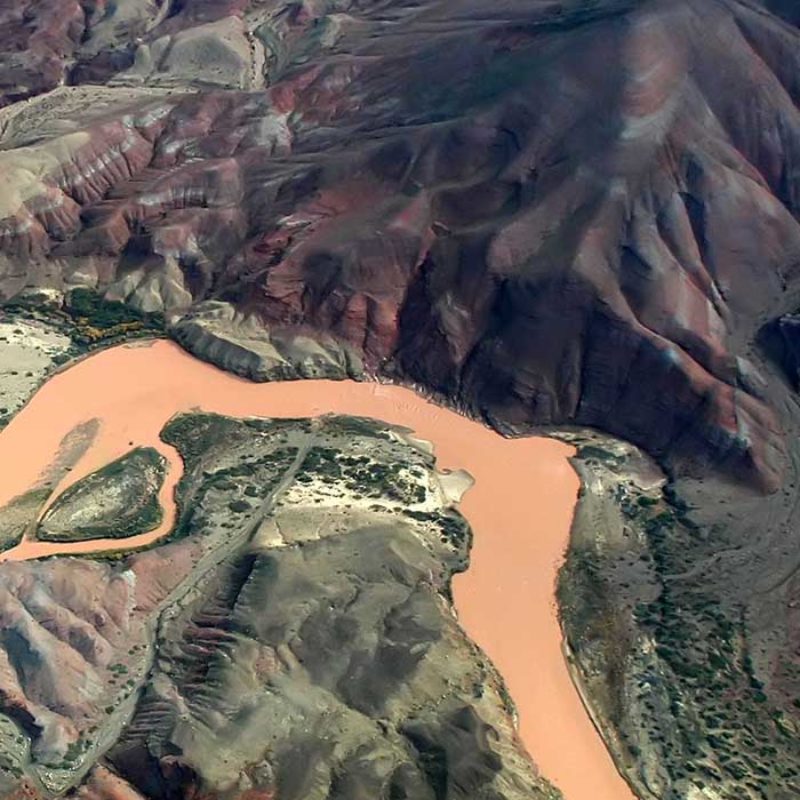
[0,339,634,800]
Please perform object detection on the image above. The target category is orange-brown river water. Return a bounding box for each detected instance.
[0,339,634,800]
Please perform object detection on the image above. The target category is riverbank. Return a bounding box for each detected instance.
[0,338,634,800]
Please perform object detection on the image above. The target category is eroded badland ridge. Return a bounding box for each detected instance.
[0,0,797,487]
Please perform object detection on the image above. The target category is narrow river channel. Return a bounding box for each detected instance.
[0,339,634,800]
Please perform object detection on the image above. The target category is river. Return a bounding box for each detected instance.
[0,339,633,800]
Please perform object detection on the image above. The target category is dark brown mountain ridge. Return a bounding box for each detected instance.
[0,0,797,492]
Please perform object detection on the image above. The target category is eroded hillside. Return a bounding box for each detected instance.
[0,412,557,800]
[0,0,796,490]
[2,2,800,799]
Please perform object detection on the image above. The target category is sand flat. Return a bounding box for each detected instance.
[0,339,634,800]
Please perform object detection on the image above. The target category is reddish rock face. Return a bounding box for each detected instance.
[0,0,85,105]
[0,0,799,489]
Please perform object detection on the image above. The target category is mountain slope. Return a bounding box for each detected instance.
[0,0,797,490]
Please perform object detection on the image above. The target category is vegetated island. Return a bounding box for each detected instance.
[38,447,167,542]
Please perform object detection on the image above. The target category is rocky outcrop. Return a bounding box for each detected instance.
[172,300,364,381]
[761,312,800,389]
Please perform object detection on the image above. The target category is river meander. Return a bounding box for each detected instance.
[0,339,633,800]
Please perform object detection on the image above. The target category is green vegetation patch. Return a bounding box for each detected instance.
[3,288,164,352]
[161,412,302,545]
[298,447,427,503]
[162,413,306,467]
[65,288,164,344]
[38,447,167,542]
[577,444,620,463]
[322,415,394,440]
[560,477,800,799]
[404,508,470,549]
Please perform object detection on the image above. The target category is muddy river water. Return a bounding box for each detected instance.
[0,339,633,800]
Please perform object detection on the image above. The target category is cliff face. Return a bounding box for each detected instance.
[759,0,800,25]
[0,0,797,490]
